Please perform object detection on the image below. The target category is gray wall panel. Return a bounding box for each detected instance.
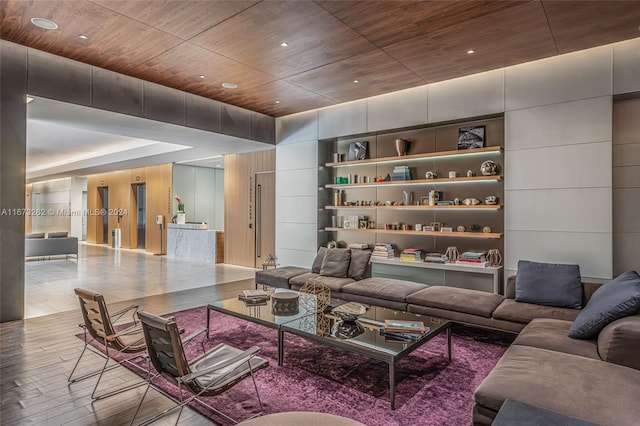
[318,100,367,139]
[0,40,27,321]
[613,38,640,95]
[367,85,428,132]
[27,49,91,106]
[185,93,221,133]
[143,81,186,126]
[92,67,143,116]
[252,112,276,144]
[276,110,318,144]
[221,104,252,139]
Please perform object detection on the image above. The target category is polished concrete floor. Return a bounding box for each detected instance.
[25,243,257,318]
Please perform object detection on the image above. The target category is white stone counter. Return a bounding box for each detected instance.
[167,224,217,263]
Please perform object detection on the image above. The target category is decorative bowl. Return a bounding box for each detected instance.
[480,160,498,176]
[331,302,367,322]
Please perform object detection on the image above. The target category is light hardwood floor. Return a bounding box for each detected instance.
[3,245,259,425]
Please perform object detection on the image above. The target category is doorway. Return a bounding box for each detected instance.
[97,187,109,244]
[131,183,146,249]
[254,172,275,268]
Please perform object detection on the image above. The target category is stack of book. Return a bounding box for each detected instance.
[372,243,394,259]
[238,289,270,305]
[457,251,488,267]
[348,243,369,250]
[400,248,422,262]
[424,253,449,263]
[380,319,430,342]
[391,165,411,181]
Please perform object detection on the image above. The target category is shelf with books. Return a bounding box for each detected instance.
[325,175,502,189]
[324,204,502,211]
[324,227,503,239]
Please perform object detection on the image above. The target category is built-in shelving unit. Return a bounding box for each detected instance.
[318,115,505,293]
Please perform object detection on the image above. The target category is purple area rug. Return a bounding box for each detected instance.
[89,306,514,425]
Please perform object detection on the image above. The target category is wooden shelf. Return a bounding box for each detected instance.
[324,227,503,239]
[371,257,502,273]
[325,205,502,211]
[326,175,502,188]
[325,146,502,168]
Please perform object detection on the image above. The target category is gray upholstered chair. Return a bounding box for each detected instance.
[131,310,268,426]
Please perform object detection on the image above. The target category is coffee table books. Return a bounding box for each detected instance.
[239,289,270,304]
[383,319,426,333]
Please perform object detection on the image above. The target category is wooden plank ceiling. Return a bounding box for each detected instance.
[2,0,639,117]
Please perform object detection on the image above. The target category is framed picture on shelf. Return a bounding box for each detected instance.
[348,141,368,161]
[457,126,485,149]
[420,196,430,205]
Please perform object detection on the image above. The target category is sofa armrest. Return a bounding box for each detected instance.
[597,314,640,370]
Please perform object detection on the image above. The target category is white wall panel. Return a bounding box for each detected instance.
[505,46,612,111]
[506,188,611,233]
[613,37,640,95]
[367,85,428,132]
[276,195,317,223]
[427,69,504,123]
[505,230,612,279]
[276,140,317,171]
[613,143,640,167]
[505,97,612,151]
[505,142,612,190]
[275,223,317,251]
[318,100,367,139]
[274,247,316,268]
[276,110,318,145]
[275,169,317,197]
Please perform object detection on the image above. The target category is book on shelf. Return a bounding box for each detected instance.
[383,319,425,333]
[380,327,430,342]
[456,260,490,267]
[424,253,448,263]
[372,243,395,259]
[400,248,421,262]
[458,251,487,260]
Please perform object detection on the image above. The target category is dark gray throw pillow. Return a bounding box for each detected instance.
[348,249,371,280]
[47,231,69,238]
[311,247,328,274]
[569,270,640,339]
[26,232,45,239]
[320,248,351,278]
[515,260,582,309]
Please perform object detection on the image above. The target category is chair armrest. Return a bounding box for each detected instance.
[181,346,262,383]
[182,327,207,345]
[111,304,139,325]
[106,323,142,341]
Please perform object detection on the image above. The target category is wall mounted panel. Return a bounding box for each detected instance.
[367,85,428,132]
[276,195,317,224]
[274,247,316,269]
[276,140,317,171]
[318,100,367,139]
[185,93,221,133]
[276,223,318,252]
[275,169,317,197]
[613,38,640,95]
[221,103,252,139]
[92,67,143,116]
[252,111,276,144]
[277,110,318,144]
[143,81,186,126]
[505,46,612,110]
[27,48,91,106]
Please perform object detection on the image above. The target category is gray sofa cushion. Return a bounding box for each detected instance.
[406,286,504,318]
[512,318,599,360]
[515,260,582,309]
[47,231,69,238]
[569,270,640,339]
[255,266,310,289]
[597,314,640,370]
[491,399,600,426]
[347,249,371,280]
[341,277,427,303]
[320,248,351,278]
[26,232,45,239]
[474,345,640,426]
[492,299,581,324]
[311,247,327,274]
[289,272,355,292]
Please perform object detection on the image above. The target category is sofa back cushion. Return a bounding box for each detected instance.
[515,260,582,309]
[26,232,45,239]
[47,231,69,238]
[597,314,640,370]
[506,275,601,306]
[569,270,640,339]
[320,248,351,278]
[348,249,371,280]
[311,247,328,274]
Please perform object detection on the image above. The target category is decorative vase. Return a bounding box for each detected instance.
[176,212,186,224]
[395,139,408,156]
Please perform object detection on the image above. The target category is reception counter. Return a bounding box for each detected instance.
[167,223,222,263]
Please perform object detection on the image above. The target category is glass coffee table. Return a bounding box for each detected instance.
[278,305,452,410]
[207,290,451,410]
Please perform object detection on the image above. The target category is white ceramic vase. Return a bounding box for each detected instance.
[176,212,186,224]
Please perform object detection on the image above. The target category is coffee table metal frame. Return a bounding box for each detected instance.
[278,317,451,410]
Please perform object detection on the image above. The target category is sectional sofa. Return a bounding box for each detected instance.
[255,248,640,425]
[25,232,78,259]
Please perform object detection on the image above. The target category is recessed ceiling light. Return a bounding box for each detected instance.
[467,49,475,54]
[199,75,206,79]
[353,79,360,84]
[280,42,289,47]
[79,34,88,40]
[30,18,58,30]
[274,100,280,104]
[221,82,238,89]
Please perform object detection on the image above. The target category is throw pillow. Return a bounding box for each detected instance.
[515,260,582,308]
[26,232,45,239]
[47,231,69,238]
[311,247,328,274]
[319,248,351,278]
[348,249,372,280]
[568,270,640,339]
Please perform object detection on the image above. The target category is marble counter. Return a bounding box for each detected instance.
[167,223,218,263]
